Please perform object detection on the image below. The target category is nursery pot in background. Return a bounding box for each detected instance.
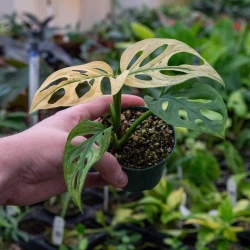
[117,106,176,193]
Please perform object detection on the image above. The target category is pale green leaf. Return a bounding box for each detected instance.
[220,141,245,174]
[112,208,133,226]
[167,188,184,210]
[218,198,233,223]
[185,214,220,230]
[131,22,155,40]
[120,38,224,88]
[79,238,88,250]
[233,199,250,217]
[145,82,227,138]
[227,90,248,118]
[160,211,181,224]
[63,120,112,210]
[197,228,217,248]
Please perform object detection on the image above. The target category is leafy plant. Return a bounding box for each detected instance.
[185,197,250,250]
[0,206,29,249]
[0,110,27,136]
[57,223,88,250]
[93,229,142,250]
[30,38,227,210]
[121,178,185,227]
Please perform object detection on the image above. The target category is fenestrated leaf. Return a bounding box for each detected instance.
[30,61,129,112]
[120,38,224,88]
[145,82,227,138]
[63,120,112,210]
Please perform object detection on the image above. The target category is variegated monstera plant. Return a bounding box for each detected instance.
[30,39,227,209]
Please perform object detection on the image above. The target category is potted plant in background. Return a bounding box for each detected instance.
[30,38,227,210]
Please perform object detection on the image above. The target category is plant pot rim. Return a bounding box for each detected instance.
[120,105,176,172]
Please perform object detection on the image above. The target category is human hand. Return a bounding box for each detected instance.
[0,95,144,205]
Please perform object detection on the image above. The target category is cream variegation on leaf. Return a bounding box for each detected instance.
[30,61,129,113]
[120,38,224,88]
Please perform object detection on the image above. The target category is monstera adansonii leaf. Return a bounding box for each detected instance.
[30,61,129,112]
[120,38,224,88]
[144,82,228,138]
[63,120,112,210]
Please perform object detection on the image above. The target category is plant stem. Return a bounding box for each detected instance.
[118,110,153,147]
[112,89,122,134]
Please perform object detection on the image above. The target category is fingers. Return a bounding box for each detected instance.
[84,172,109,187]
[93,152,128,188]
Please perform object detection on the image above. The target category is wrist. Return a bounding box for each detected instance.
[0,134,24,204]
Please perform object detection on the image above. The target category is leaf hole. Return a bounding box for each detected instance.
[72,156,80,164]
[40,77,68,92]
[72,70,88,76]
[162,101,169,110]
[195,119,206,130]
[84,158,88,165]
[94,68,108,74]
[74,172,79,189]
[168,52,204,66]
[135,74,152,81]
[101,77,112,95]
[127,50,143,70]
[160,70,188,76]
[48,88,65,104]
[139,44,168,67]
[75,81,91,98]
[178,109,189,121]
[187,99,211,104]
[70,136,85,146]
[200,109,223,121]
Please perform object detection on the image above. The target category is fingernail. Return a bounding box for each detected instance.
[118,171,128,186]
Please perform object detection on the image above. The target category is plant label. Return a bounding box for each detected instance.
[177,166,183,179]
[52,216,65,246]
[227,178,237,205]
[208,209,218,217]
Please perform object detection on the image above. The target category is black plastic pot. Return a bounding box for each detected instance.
[120,106,176,193]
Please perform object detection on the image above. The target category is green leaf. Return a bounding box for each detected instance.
[63,120,112,210]
[187,150,220,187]
[145,82,227,138]
[240,182,250,200]
[131,22,155,40]
[227,90,248,118]
[220,141,245,174]
[197,228,217,248]
[79,238,88,250]
[231,173,249,185]
[235,129,250,150]
[218,198,233,223]
[167,188,184,210]
[160,211,181,224]
[233,199,250,217]
[76,224,85,234]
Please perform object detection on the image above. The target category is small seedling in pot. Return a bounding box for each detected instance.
[30,38,227,210]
